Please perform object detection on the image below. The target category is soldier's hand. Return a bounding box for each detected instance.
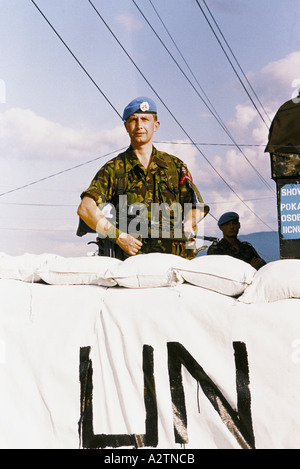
[182,223,196,243]
[183,221,196,238]
[116,232,143,256]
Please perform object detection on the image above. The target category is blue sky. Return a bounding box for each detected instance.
[0,0,300,256]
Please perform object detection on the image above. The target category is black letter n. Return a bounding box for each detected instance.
[167,341,255,449]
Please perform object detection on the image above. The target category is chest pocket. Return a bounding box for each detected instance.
[114,153,128,196]
[113,154,146,207]
[157,165,180,205]
[113,152,180,204]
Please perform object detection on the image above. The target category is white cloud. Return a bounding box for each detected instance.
[156,140,200,179]
[0,108,128,161]
[0,80,6,104]
[212,51,300,198]
[249,51,300,112]
[227,104,258,132]
[116,13,143,32]
[177,51,300,215]
[6,41,296,245]
[261,51,300,88]
[194,49,300,234]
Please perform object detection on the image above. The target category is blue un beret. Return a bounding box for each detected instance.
[218,212,239,227]
[122,96,157,121]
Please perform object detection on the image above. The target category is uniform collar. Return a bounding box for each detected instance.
[220,237,242,248]
[125,146,142,170]
[151,147,169,169]
[125,146,168,170]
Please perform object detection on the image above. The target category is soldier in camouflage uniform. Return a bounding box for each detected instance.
[77,96,209,260]
[207,212,266,270]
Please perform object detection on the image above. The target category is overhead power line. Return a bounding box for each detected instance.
[0,194,274,208]
[202,0,272,126]
[30,0,122,119]
[195,0,271,129]
[29,0,274,231]
[87,0,274,231]
[0,202,77,207]
[0,227,74,232]
[0,147,127,198]
[156,141,265,147]
[133,0,274,194]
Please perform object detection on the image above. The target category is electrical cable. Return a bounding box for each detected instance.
[30,0,122,119]
[156,141,265,147]
[0,202,77,207]
[133,0,275,194]
[202,0,272,125]
[0,193,274,208]
[195,0,271,130]
[0,226,74,232]
[29,0,275,231]
[88,0,275,231]
[148,0,226,126]
[0,147,127,197]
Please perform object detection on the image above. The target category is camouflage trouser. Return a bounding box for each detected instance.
[98,237,195,260]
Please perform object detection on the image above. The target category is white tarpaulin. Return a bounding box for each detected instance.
[0,252,299,449]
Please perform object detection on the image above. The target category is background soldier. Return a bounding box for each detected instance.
[207,212,266,270]
[77,96,209,260]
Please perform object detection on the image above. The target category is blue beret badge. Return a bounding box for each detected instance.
[122,96,157,121]
[217,212,239,227]
[140,101,150,112]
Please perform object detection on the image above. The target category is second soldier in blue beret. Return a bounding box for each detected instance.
[207,212,266,269]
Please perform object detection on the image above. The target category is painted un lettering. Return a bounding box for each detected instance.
[79,342,255,450]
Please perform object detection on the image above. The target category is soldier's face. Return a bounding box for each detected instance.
[124,113,160,146]
[220,219,240,238]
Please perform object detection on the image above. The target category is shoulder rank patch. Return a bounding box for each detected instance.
[180,167,193,185]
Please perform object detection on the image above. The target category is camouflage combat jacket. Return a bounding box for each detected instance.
[80,146,206,259]
[207,238,263,266]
